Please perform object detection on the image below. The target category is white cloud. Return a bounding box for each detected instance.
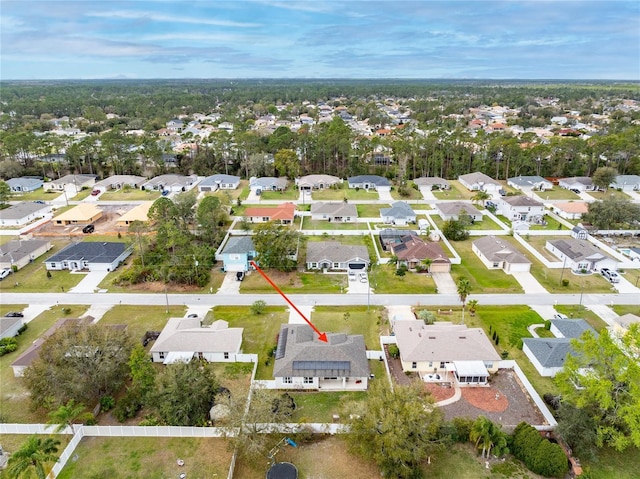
[86,10,261,28]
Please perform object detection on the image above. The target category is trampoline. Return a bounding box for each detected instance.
[266,462,298,479]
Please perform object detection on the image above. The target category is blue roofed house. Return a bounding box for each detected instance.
[6,177,43,192]
[507,176,553,191]
[249,177,288,194]
[522,319,595,377]
[380,201,416,226]
[610,175,640,192]
[347,175,391,192]
[216,236,256,273]
[45,241,132,272]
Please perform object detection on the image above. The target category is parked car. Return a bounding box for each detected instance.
[359,272,368,283]
[553,313,568,320]
[33,200,46,204]
[236,271,245,281]
[600,268,620,283]
[348,271,356,281]
[82,224,95,234]
[187,313,199,318]
[570,188,581,194]
[4,311,24,318]
[0,268,11,280]
[91,189,100,196]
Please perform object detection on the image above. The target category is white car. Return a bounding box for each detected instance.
[553,313,568,320]
[0,268,11,280]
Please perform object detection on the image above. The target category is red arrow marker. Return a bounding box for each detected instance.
[250,260,328,342]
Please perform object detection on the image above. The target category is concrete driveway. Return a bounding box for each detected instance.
[68,270,110,294]
[217,271,241,294]
[431,272,457,294]
[611,276,640,294]
[347,272,371,294]
[378,189,394,201]
[511,271,548,294]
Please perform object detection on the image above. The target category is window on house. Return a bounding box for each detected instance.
[492,262,500,268]
[303,377,314,384]
[262,217,269,222]
[333,263,339,269]
[412,362,417,369]
[283,377,292,384]
[198,352,203,359]
[159,352,165,359]
[224,352,229,359]
[440,362,446,369]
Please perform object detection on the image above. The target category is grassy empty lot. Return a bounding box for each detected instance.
[432,180,474,200]
[211,306,288,380]
[588,189,630,201]
[101,266,227,294]
[12,190,63,201]
[99,189,160,201]
[466,305,559,396]
[431,214,505,231]
[301,218,370,230]
[240,269,347,294]
[356,203,388,217]
[370,265,438,294]
[312,305,386,349]
[534,188,580,200]
[313,184,379,201]
[98,305,186,342]
[449,239,523,293]
[0,305,89,423]
[56,437,232,479]
[390,187,423,200]
[260,187,299,200]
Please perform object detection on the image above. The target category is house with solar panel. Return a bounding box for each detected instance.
[272,324,370,391]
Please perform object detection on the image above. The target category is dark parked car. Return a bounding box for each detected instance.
[236,271,245,281]
[82,224,95,233]
[4,311,24,318]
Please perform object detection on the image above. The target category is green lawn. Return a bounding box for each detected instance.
[390,186,423,200]
[528,215,568,231]
[431,214,505,231]
[56,437,232,479]
[0,305,89,423]
[289,391,368,422]
[554,305,608,332]
[370,265,437,294]
[432,181,474,200]
[612,305,640,316]
[313,184,379,201]
[11,189,62,201]
[587,189,630,201]
[240,269,347,294]
[449,240,523,293]
[534,188,580,200]
[260,187,299,200]
[99,189,160,201]
[529,259,615,294]
[467,305,559,396]
[521,235,562,261]
[211,306,288,380]
[98,305,186,342]
[312,305,386,349]
[301,218,370,230]
[356,203,388,217]
[580,446,640,479]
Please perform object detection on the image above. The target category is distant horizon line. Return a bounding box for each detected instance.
[1,77,639,83]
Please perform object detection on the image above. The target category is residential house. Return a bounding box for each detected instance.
[558,176,594,192]
[249,177,288,194]
[217,236,256,272]
[53,203,103,226]
[0,239,52,270]
[496,196,545,222]
[306,241,369,272]
[140,174,198,193]
[244,203,296,224]
[523,319,595,377]
[0,316,23,340]
[551,202,589,220]
[610,175,640,192]
[198,174,241,192]
[610,313,640,335]
[546,238,619,272]
[272,324,369,391]
[347,175,391,192]
[93,175,146,192]
[507,176,553,191]
[310,202,357,222]
[390,235,451,272]
[296,174,341,191]
[116,201,154,227]
[379,229,412,251]
[6,177,43,192]
[0,202,51,227]
[458,172,502,192]
[413,177,450,191]
[435,201,482,222]
[472,236,532,273]
[392,321,500,386]
[380,201,416,226]
[45,241,132,272]
[42,174,96,194]
[150,318,243,364]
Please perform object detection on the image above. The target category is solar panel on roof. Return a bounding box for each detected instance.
[275,330,288,360]
[292,361,350,374]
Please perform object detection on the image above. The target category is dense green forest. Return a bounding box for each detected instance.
[1,80,639,181]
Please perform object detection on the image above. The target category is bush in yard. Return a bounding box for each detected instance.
[511,422,568,477]
[562,279,569,287]
[114,390,143,423]
[100,395,115,411]
[417,309,436,324]
[251,300,267,315]
[0,337,18,356]
[388,344,400,359]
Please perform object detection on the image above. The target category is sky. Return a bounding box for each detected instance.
[1,0,639,80]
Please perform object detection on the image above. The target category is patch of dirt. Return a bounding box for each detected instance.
[461,387,509,413]
[425,383,456,402]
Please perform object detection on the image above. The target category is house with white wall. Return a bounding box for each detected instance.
[472,236,532,273]
[546,238,619,273]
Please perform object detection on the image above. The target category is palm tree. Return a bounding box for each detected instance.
[6,436,60,479]
[470,416,507,459]
[467,299,479,316]
[471,190,491,206]
[456,278,472,324]
[47,399,87,433]
[420,257,433,274]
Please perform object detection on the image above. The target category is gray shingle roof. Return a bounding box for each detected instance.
[45,242,128,264]
[0,203,49,220]
[273,324,369,378]
[0,239,50,262]
[221,236,255,255]
[347,175,390,187]
[380,201,415,220]
[306,241,369,264]
[523,338,573,368]
[472,236,531,265]
[310,202,357,217]
[199,174,240,187]
[550,319,595,338]
[507,176,550,187]
[6,177,43,190]
[459,172,500,186]
[413,177,449,187]
[547,238,608,262]
[150,318,243,354]
[500,196,544,207]
[436,201,481,216]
